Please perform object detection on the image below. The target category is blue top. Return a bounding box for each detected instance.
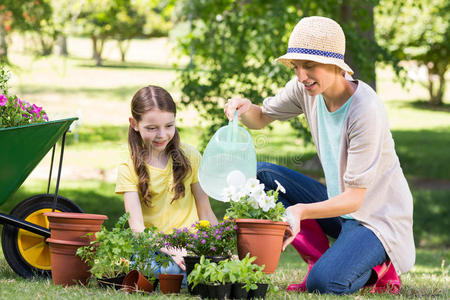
[317,94,353,219]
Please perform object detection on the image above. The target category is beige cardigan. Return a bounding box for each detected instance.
[262,78,415,275]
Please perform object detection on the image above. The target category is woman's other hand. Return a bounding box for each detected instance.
[282,205,302,250]
[224,98,252,121]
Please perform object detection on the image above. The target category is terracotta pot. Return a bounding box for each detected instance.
[122,270,154,293]
[44,212,108,243]
[158,273,184,294]
[46,238,90,286]
[235,218,289,274]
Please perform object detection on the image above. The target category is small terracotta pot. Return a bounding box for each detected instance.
[46,238,90,286]
[158,273,184,294]
[122,270,154,293]
[44,212,108,243]
[235,218,289,274]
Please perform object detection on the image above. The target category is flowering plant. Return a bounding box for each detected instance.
[0,66,48,128]
[224,178,288,222]
[77,213,169,280]
[162,218,237,257]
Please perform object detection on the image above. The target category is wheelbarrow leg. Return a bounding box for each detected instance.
[52,131,67,212]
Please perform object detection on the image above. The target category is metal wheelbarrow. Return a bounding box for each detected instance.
[0,118,84,278]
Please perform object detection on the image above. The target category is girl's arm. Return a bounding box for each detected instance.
[282,187,366,249]
[191,182,219,226]
[124,191,187,270]
[123,191,146,233]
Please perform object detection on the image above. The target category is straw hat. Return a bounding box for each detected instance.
[275,16,354,75]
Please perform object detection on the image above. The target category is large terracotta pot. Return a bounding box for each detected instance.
[46,238,90,286]
[235,218,289,274]
[122,270,154,293]
[44,212,108,243]
[158,273,184,294]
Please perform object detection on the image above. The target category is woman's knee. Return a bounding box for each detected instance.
[306,266,349,295]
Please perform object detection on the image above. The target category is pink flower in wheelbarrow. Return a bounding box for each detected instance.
[0,94,7,106]
[30,104,43,118]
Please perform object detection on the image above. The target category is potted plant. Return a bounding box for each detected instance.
[124,227,170,293]
[162,218,237,294]
[1,66,49,128]
[224,178,290,273]
[77,213,136,289]
[187,256,232,300]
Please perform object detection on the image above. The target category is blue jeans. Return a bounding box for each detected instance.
[257,162,388,294]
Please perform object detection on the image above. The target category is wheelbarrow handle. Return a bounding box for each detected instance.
[0,212,50,238]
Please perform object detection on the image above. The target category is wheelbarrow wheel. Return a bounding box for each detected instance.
[1,194,83,278]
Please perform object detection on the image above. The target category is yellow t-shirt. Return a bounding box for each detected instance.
[115,144,202,233]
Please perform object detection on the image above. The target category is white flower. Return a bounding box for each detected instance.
[222,186,236,202]
[244,178,262,191]
[259,195,276,212]
[249,186,265,202]
[274,180,286,194]
[247,195,260,209]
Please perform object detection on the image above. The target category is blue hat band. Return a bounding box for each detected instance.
[287,47,344,60]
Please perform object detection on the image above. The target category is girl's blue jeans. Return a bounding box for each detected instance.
[257,162,388,294]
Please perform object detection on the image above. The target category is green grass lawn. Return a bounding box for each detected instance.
[1,36,449,298]
[0,246,448,299]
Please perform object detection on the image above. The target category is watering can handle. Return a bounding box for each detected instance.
[227,111,239,142]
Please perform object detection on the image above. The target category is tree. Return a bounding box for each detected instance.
[174,0,383,149]
[0,0,53,62]
[77,0,115,66]
[110,0,147,62]
[376,0,449,105]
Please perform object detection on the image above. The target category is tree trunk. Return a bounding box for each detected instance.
[92,36,103,66]
[428,70,444,106]
[117,40,128,62]
[57,35,68,56]
[340,1,376,90]
[0,18,8,64]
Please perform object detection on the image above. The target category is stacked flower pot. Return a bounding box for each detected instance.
[44,212,108,286]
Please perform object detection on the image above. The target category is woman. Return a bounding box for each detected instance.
[224,16,414,295]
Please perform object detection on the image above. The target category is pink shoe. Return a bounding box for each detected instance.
[286,219,329,292]
[368,261,401,294]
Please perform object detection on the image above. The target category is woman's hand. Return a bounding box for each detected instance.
[282,204,303,250]
[161,247,187,271]
[224,98,252,121]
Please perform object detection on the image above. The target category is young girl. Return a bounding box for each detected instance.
[115,85,218,275]
[225,16,413,295]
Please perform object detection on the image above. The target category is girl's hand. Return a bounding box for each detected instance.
[282,204,302,250]
[224,98,252,121]
[163,248,187,271]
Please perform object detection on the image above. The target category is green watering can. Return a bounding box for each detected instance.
[199,112,257,201]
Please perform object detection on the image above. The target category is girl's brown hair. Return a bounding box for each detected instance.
[128,85,191,206]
